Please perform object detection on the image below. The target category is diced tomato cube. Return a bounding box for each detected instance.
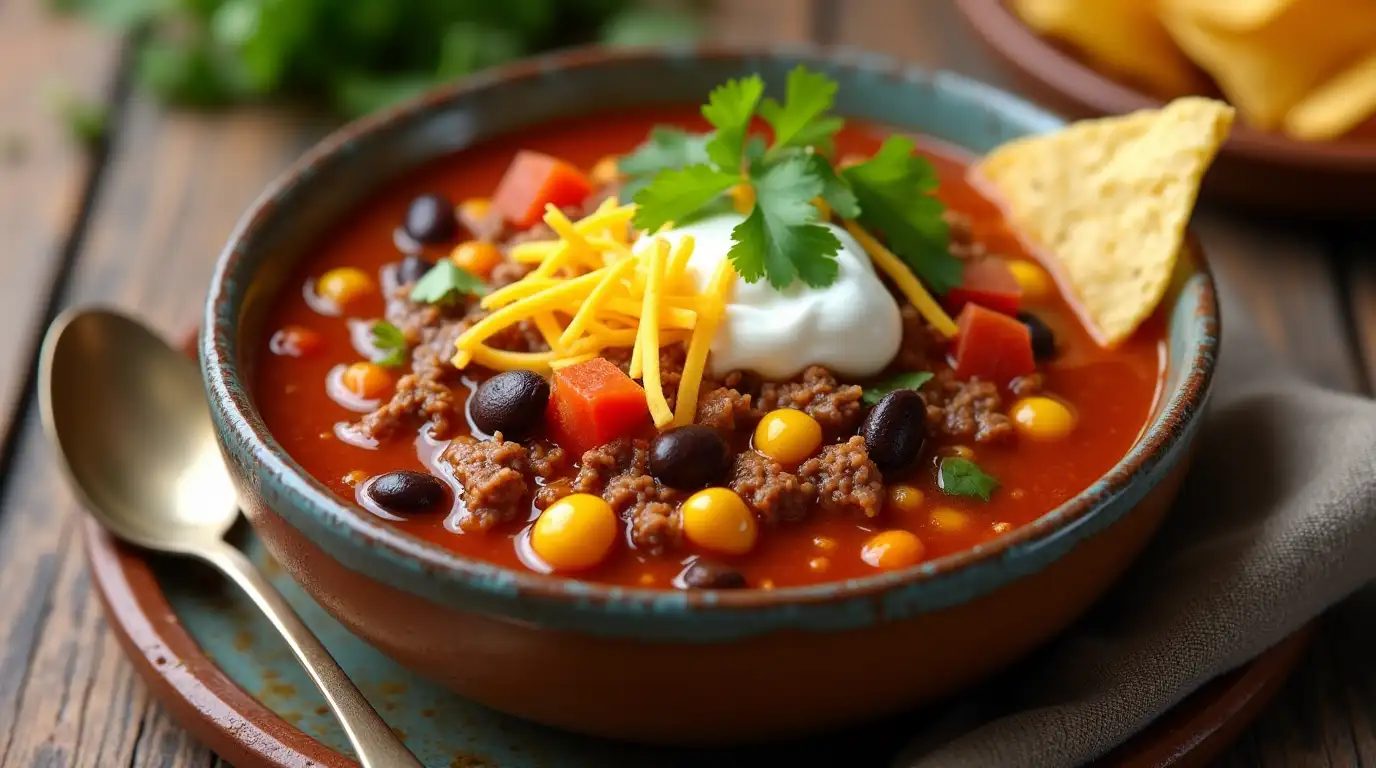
[492,151,594,230]
[953,304,1036,384]
[547,358,649,456]
[945,258,1022,316]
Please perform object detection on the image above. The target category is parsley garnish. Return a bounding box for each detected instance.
[409,260,487,305]
[938,457,999,502]
[370,321,408,367]
[625,65,954,293]
[862,371,934,406]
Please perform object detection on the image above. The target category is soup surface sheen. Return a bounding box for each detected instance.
[255,107,1166,588]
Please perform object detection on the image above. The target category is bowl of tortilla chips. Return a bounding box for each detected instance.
[956,0,1376,216]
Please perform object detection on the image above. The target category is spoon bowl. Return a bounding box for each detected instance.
[40,308,237,552]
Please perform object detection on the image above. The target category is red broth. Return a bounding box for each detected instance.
[254,107,1165,588]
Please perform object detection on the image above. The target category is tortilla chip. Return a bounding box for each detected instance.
[1013,0,1204,98]
[976,98,1235,348]
[1160,0,1376,128]
[1285,51,1376,140]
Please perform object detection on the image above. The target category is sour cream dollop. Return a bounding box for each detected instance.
[645,213,902,380]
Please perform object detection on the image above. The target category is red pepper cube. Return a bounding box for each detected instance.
[547,357,649,456]
[953,304,1036,385]
[492,151,594,230]
[944,258,1022,317]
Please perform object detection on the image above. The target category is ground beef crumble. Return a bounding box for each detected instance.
[550,438,684,554]
[799,436,885,518]
[729,451,815,524]
[757,365,864,436]
[441,434,530,532]
[695,387,758,435]
[924,369,1013,443]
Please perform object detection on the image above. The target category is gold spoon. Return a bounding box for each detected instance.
[40,308,423,768]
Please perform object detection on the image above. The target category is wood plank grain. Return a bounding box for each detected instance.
[708,0,815,45]
[828,0,1009,83]
[0,97,323,768]
[0,0,123,454]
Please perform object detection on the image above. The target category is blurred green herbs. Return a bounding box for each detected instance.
[50,0,703,117]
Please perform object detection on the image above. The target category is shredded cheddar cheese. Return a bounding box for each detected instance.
[842,219,958,339]
[451,201,724,428]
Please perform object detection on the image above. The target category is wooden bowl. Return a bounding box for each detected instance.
[955,0,1376,218]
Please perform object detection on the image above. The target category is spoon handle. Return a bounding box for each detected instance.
[199,540,424,768]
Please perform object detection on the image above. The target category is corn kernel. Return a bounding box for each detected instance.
[861,530,925,570]
[754,409,823,465]
[1010,396,1077,441]
[590,155,621,187]
[812,535,838,553]
[929,507,970,532]
[1007,260,1053,302]
[759,578,775,590]
[458,197,491,223]
[889,485,925,514]
[638,573,656,586]
[531,493,618,572]
[269,325,324,357]
[316,267,375,310]
[342,470,368,486]
[682,488,758,555]
[342,362,393,399]
[992,521,1012,535]
[951,445,976,460]
[450,240,503,279]
[809,557,831,573]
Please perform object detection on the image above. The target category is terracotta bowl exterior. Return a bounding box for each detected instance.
[201,46,1218,744]
[955,0,1376,218]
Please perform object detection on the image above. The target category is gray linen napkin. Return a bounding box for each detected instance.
[899,270,1376,767]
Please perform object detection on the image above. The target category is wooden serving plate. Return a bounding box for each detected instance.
[954,0,1376,218]
[83,520,1311,767]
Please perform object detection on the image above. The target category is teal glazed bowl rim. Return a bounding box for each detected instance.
[202,45,1219,641]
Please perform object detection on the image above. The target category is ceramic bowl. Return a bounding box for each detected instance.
[201,46,1218,745]
[955,0,1376,218]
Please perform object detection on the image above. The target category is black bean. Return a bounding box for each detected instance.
[1018,311,1056,361]
[469,370,550,440]
[860,389,927,474]
[648,426,731,490]
[680,560,748,590]
[364,470,448,513]
[398,255,434,285]
[404,193,457,244]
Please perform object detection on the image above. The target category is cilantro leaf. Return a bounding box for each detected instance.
[619,127,711,176]
[410,260,487,305]
[631,164,740,232]
[808,153,860,219]
[702,75,764,173]
[938,457,1000,502]
[618,127,712,200]
[370,321,409,367]
[728,157,840,289]
[842,136,961,293]
[759,65,842,152]
[862,371,934,406]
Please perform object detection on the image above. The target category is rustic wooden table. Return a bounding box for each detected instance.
[2,1,1373,766]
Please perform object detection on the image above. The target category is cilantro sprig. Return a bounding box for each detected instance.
[410,260,487,305]
[862,371,934,406]
[370,321,408,368]
[938,457,999,502]
[622,66,957,293]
